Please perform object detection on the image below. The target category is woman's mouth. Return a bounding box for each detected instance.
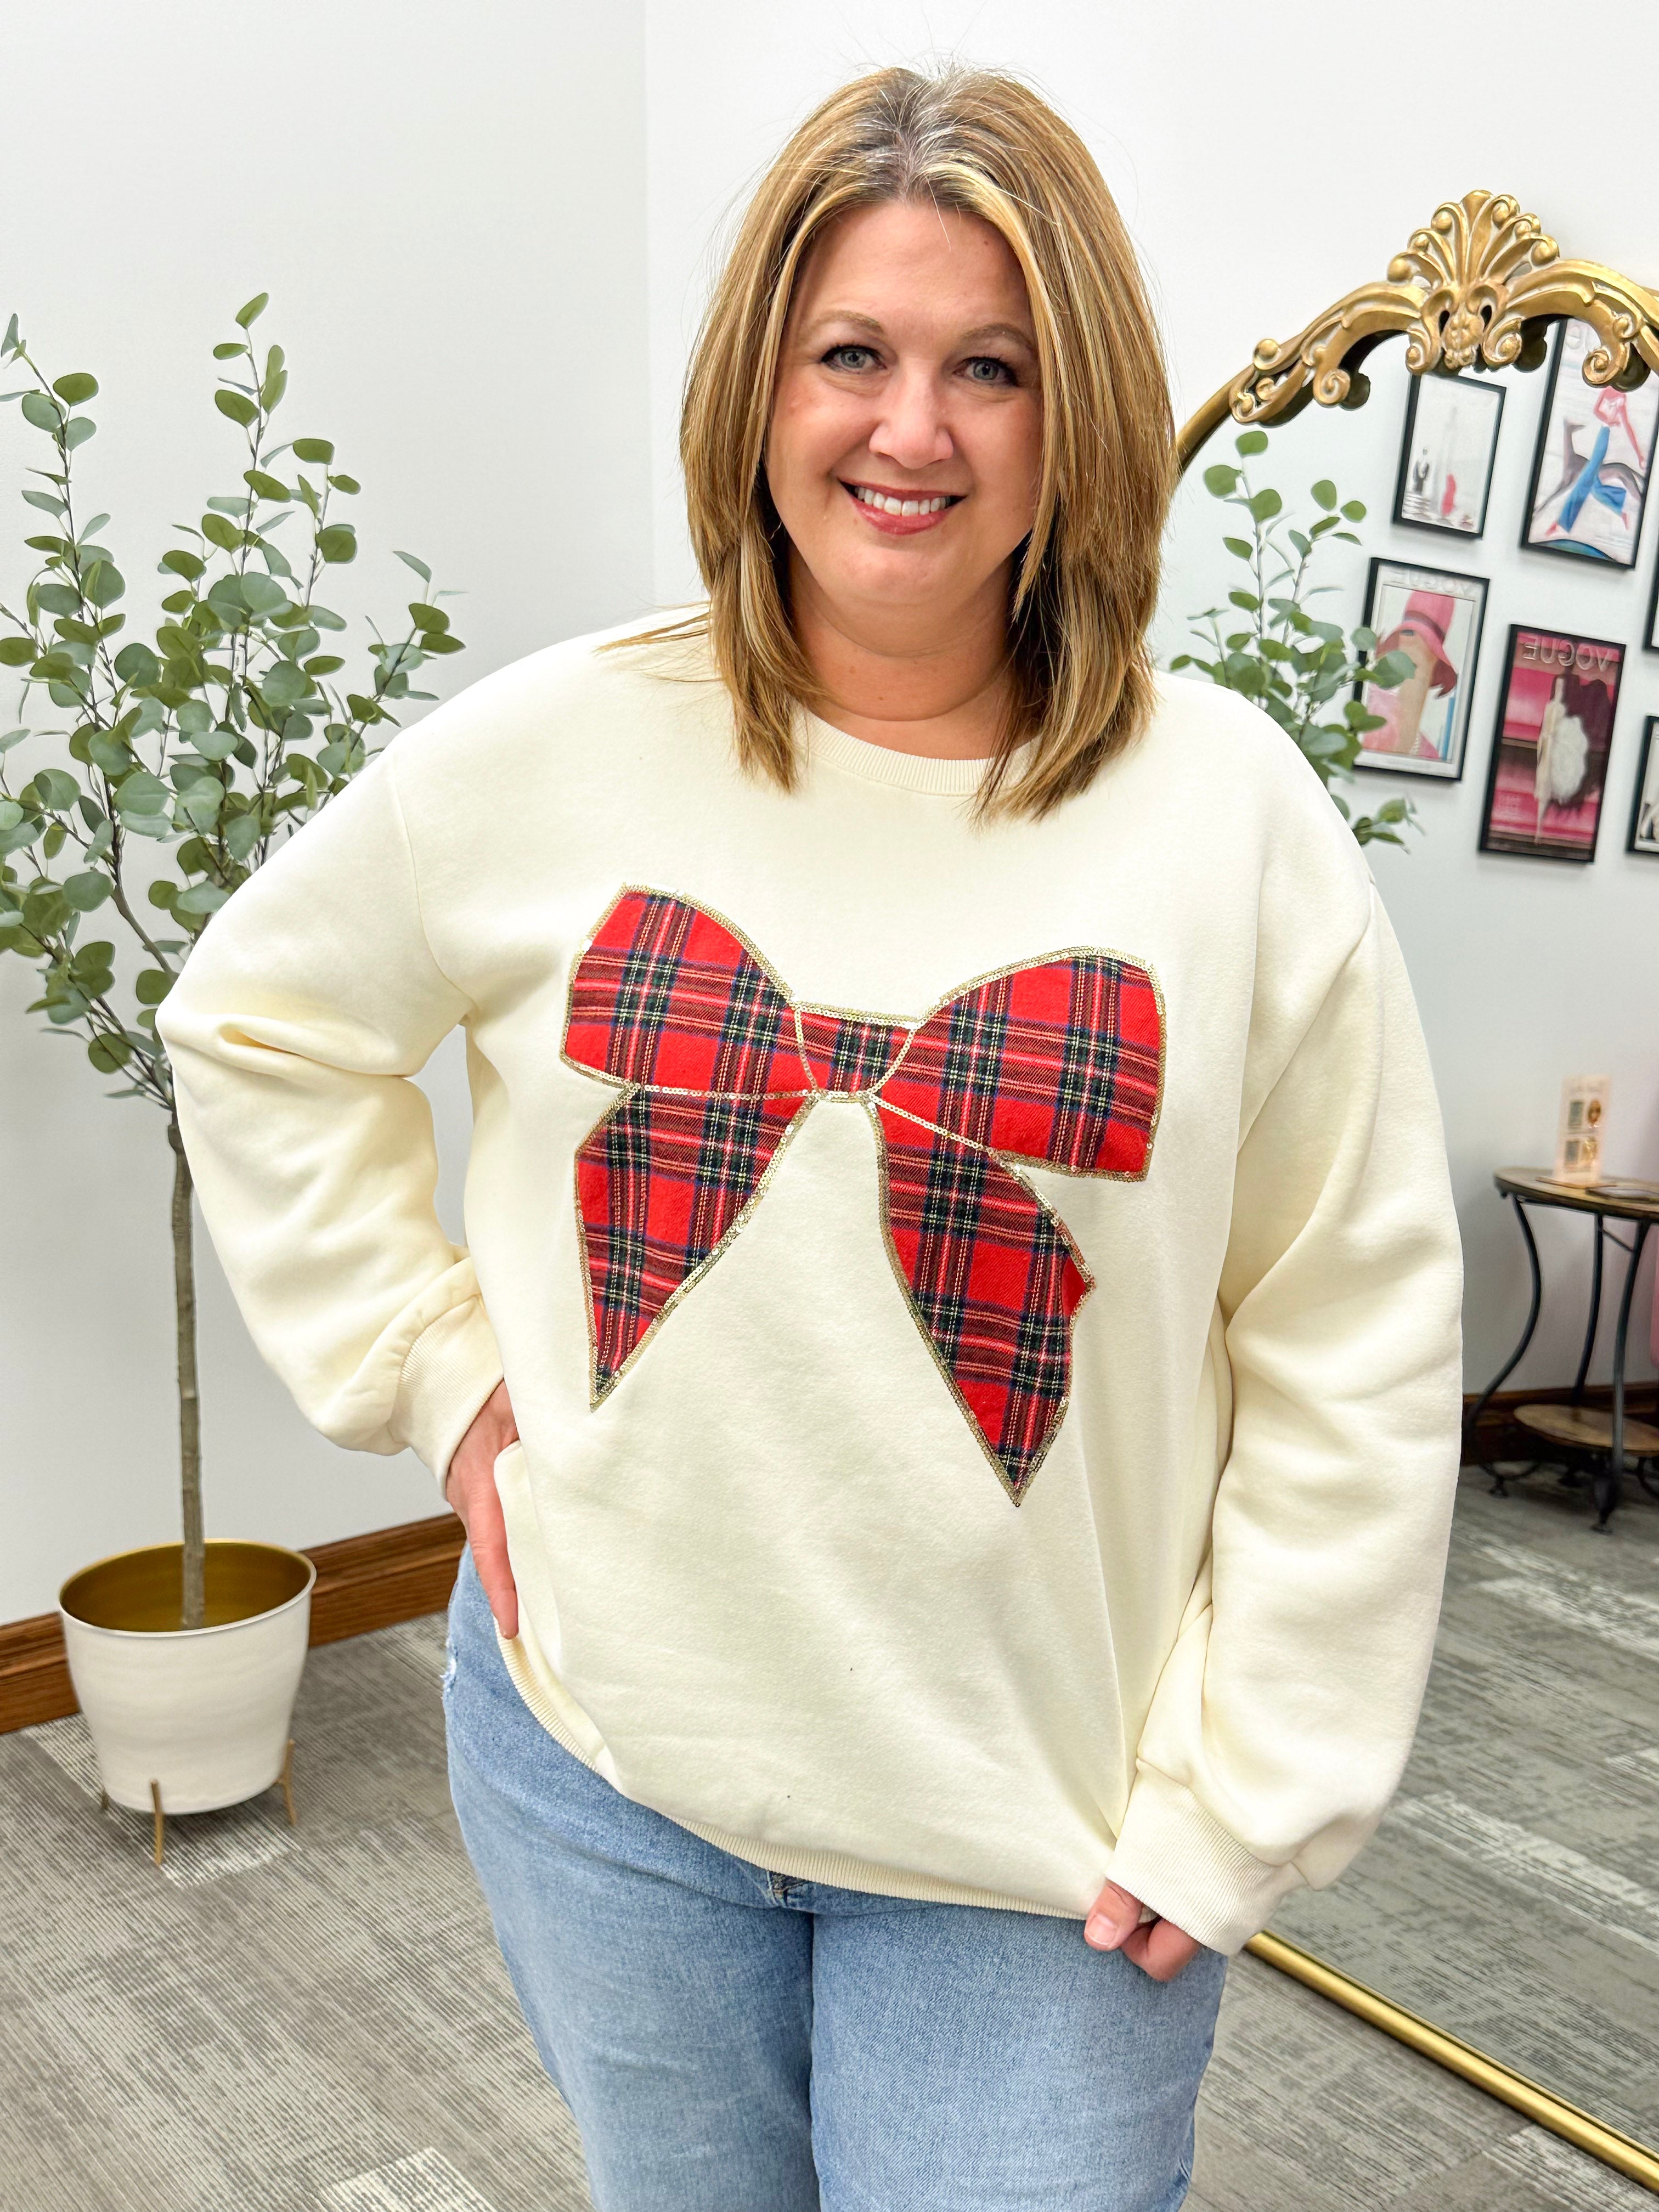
[841,481,963,535]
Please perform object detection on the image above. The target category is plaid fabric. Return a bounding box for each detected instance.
[563,890,1164,1501]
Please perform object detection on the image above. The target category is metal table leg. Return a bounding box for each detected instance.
[1464,1195,1543,1492]
[1597,1218,1652,1531]
[1569,1216,1604,1406]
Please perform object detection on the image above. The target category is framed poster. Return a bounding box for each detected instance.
[1629,716,1659,855]
[1522,320,1659,566]
[1479,626,1624,861]
[1393,373,1504,538]
[1355,559,1487,779]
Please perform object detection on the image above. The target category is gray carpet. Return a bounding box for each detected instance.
[1272,1460,1659,2151]
[0,1479,1651,2210]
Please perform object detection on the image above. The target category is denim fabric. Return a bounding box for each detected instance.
[444,1548,1226,2212]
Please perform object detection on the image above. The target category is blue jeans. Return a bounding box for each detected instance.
[444,1548,1226,2212]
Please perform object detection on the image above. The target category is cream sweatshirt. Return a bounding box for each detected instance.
[159,620,1464,1955]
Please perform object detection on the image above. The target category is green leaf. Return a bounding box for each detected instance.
[223,812,261,860]
[201,512,242,551]
[174,881,230,915]
[161,548,206,580]
[63,416,95,449]
[87,1033,131,1072]
[116,769,170,814]
[1222,536,1252,561]
[1310,479,1338,512]
[1203,464,1239,498]
[62,871,111,912]
[1340,500,1366,522]
[146,878,178,909]
[19,391,60,432]
[260,659,309,708]
[114,641,162,685]
[21,488,65,515]
[0,636,34,665]
[135,968,174,1005]
[394,550,432,585]
[316,524,356,565]
[420,631,464,654]
[52,372,98,405]
[215,388,258,427]
[35,582,77,616]
[307,604,346,631]
[302,653,345,676]
[245,469,291,503]
[1246,488,1282,523]
[212,341,245,361]
[326,473,360,495]
[1368,650,1417,688]
[291,437,334,463]
[239,573,287,617]
[408,601,448,633]
[1227,590,1260,612]
[82,558,125,608]
[32,766,81,810]
[1234,429,1269,456]
[235,291,269,329]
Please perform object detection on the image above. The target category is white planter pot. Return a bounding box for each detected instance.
[59,1540,315,1816]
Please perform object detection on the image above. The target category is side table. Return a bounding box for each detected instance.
[1464,1168,1659,1529]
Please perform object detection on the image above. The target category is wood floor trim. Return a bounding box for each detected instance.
[0,1513,464,1735]
[3,1372,1653,1737]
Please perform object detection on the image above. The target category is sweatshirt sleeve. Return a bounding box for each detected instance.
[156,746,503,1489]
[1104,883,1464,1954]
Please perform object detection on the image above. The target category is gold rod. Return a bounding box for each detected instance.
[1248,1932,1659,2194]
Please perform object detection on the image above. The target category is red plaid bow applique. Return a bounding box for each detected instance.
[562,888,1164,1503]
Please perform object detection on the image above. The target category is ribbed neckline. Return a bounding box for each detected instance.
[799,705,1032,796]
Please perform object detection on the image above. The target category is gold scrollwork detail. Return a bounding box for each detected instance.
[1177,190,1659,470]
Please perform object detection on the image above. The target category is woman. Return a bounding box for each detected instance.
[160,64,1463,2212]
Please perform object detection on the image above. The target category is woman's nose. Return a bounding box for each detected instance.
[867,368,953,472]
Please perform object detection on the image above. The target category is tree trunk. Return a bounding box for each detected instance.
[168,1115,205,1632]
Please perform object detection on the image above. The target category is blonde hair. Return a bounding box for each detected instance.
[629,64,1173,819]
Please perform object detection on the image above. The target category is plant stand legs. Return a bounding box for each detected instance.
[150,1780,165,1866]
[279,1738,297,1826]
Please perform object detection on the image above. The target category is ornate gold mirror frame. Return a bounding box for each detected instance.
[1173,191,1659,2196]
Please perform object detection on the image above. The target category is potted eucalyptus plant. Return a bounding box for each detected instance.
[0,295,464,1854]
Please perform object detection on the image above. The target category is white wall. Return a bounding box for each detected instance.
[643,0,1659,1394]
[0,1,653,1616]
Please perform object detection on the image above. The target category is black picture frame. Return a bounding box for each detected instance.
[1522,320,1658,571]
[1392,373,1504,540]
[1352,556,1488,781]
[1644,539,1659,653]
[1479,623,1625,864]
[1628,715,1659,855]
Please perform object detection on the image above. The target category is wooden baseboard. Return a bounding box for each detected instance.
[0,1512,464,1736]
[4,1374,1655,1737]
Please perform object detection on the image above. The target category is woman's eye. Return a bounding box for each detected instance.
[823,344,881,372]
[963,356,1017,387]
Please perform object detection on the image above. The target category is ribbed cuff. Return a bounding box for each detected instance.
[1106,1765,1305,1955]
[392,1297,504,1492]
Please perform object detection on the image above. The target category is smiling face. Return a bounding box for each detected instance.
[765,199,1043,644]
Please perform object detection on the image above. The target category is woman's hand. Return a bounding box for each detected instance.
[445,1380,520,1639]
[1084,1880,1202,1982]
